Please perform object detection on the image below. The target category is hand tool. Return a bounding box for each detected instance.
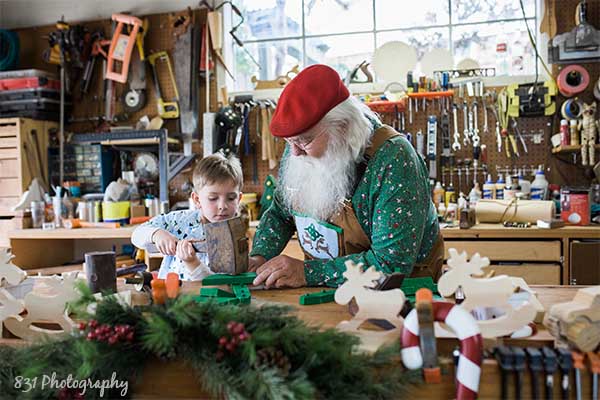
[511,117,528,154]
[147,51,180,119]
[513,346,526,400]
[472,100,480,147]
[123,18,148,113]
[452,103,461,151]
[105,14,143,83]
[482,94,489,135]
[572,350,586,400]
[526,347,543,400]
[498,89,511,157]
[542,347,557,400]
[495,346,514,400]
[427,115,438,179]
[588,351,600,400]
[416,130,425,159]
[462,100,471,146]
[416,289,441,383]
[408,96,413,124]
[557,347,572,400]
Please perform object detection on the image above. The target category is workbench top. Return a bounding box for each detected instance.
[441,223,600,239]
[8,226,137,239]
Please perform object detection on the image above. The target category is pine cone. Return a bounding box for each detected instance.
[255,347,291,376]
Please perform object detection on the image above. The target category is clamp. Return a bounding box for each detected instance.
[513,347,526,400]
[588,351,600,400]
[472,101,481,147]
[526,347,544,400]
[495,346,515,400]
[542,347,558,400]
[556,348,572,400]
[572,350,586,400]
[416,289,441,383]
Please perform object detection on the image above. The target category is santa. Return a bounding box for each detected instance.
[250,64,442,288]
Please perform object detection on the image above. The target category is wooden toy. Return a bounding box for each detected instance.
[299,289,336,305]
[3,272,81,340]
[231,285,251,304]
[437,249,543,338]
[402,289,483,399]
[202,272,257,286]
[334,261,406,352]
[199,288,236,298]
[0,249,27,287]
[251,65,299,90]
[165,272,181,299]
[544,286,600,352]
[151,279,167,305]
[0,288,24,336]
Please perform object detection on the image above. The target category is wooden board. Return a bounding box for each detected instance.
[8,227,136,240]
[481,263,561,285]
[443,240,562,261]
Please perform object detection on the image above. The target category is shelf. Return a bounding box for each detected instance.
[552,144,600,154]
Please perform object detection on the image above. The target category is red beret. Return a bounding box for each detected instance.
[269,64,350,138]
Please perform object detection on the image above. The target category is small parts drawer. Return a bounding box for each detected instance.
[481,263,561,285]
[444,240,562,262]
[0,159,19,178]
[0,120,18,137]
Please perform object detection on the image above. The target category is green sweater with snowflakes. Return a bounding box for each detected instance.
[250,130,439,287]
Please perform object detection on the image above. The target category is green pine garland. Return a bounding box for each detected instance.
[0,284,421,399]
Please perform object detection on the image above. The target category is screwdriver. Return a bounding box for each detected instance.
[526,347,543,400]
[588,351,600,400]
[557,348,572,400]
[572,350,586,400]
[542,347,557,400]
[495,346,514,400]
[512,346,526,400]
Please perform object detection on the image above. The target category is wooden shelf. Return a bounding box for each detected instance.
[552,144,600,154]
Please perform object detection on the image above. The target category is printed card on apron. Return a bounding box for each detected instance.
[293,212,342,260]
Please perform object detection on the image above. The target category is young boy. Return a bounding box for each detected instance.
[131,152,243,280]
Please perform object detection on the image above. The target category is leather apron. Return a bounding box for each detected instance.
[293,125,444,281]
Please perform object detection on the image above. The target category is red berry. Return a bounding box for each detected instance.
[126,332,134,342]
[218,337,228,346]
[89,320,98,328]
[232,324,245,335]
[78,322,87,331]
[227,321,236,331]
[239,333,247,341]
[225,343,236,352]
[216,350,224,360]
[108,336,118,345]
[86,332,95,341]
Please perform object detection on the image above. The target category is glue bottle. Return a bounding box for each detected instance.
[483,174,495,199]
[445,184,456,207]
[433,181,445,209]
[518,169,531,199]
[495,173,505,200]
[531,166,549,200]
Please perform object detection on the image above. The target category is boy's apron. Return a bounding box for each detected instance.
[292,125,444,281]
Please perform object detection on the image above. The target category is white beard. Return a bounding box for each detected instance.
[280,125,369,221]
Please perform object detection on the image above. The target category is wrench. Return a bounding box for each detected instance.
[511,117,528,154]
[472,101,481,147]
[462,101,471,146]
[452,104,461,151]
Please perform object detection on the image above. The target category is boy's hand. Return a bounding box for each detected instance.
[176,239,198,264]
[152,229,178,256]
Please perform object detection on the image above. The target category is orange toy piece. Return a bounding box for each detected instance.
[165,272,180,299]
[106,14,142,83]
[151,278,166,305]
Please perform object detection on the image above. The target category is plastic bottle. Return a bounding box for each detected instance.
[569,119,579,146]
[469,183,482,207]
[437,202,446,219]
[531,167,549,200]
[495,174,505,200]
[445,184,456,207]
[432,181,445,209]
[495,32,510,76]
[504,176,520,200]
[518,169,531,199]
[560,119,570,146]
[483,174,495,199]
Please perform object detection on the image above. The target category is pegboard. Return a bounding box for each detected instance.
[13,8,218,135]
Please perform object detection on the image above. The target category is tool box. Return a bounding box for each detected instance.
[0,69,60,91]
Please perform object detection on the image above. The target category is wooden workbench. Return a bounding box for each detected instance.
[7,227,136,268]
[0,281,593,398]
[7,223,600,284]
[441,224,600,285]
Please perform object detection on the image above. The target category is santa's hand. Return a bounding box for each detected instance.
[252,255,307,288]
[248,255,266,272]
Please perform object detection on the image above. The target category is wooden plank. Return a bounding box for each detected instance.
[0,178,23,197]
[481,263,561,285]
[0,197,19,216]
[444,240,562,262]
[0,158,19,178]
[0,148,18,159]
[0,218,16,247]
[442,224,600,239]
[8,226,136,239]
[0,137,18,148]
[0,119,18,137]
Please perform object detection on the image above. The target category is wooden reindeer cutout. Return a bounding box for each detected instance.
[4,271,82,340]
[334,260,405,352]
[437,249,542,338]
[0,288,24,336]
[0,249,27,287]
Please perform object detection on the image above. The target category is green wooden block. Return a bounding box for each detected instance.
[202,272,257,286]
[400,277,438,297]
[199,287,236,298]
[231,284,251,299]
[193,296,240,305]
[299,289,336,305]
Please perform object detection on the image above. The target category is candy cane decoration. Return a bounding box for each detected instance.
[401,298,483,400]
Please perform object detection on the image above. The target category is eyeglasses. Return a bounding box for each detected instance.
[284,130,325,149]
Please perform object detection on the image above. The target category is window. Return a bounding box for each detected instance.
[229,0,537,92]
